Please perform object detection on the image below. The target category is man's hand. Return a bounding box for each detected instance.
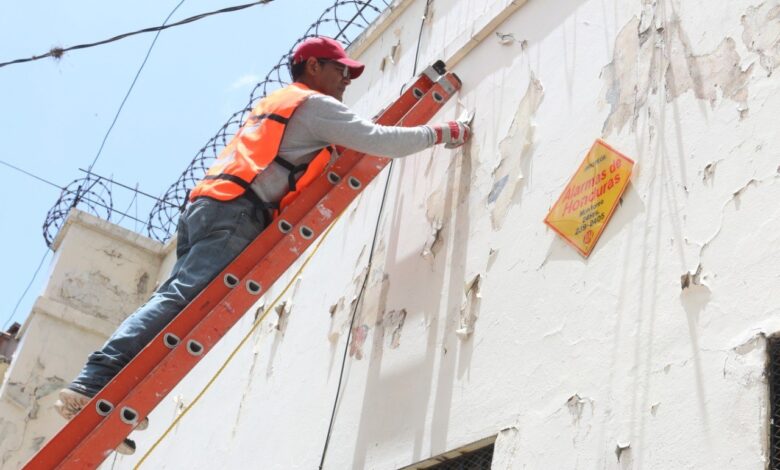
[430,120,471,149]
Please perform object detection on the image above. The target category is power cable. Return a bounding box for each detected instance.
[2,250,51,330]
[0,159,165,242]
[77,168,175,207]
[0,0,273,69]
[0,159,63,191]
[83,0,187,175]
[317,2,434,467]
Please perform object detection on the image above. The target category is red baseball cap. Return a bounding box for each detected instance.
[292,36,365,79]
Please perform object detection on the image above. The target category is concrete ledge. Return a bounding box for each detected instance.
[20,296,117,338]
[51,208,166,256]
[348,0,417,59]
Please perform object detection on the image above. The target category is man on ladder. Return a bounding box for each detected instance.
[54,36,471,455]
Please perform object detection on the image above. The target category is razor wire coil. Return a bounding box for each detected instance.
[43,0,390,247]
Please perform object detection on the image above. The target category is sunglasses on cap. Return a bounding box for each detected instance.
[317,58,350,79]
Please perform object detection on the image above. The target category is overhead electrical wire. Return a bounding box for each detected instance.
[0,159,62,191]
[2,250,51,331]
[84,0,188,175]
[0,0,274,69]
[0,0,186,326]
[0,159,167,329]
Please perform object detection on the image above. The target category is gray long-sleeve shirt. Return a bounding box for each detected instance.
[250,93,435,205]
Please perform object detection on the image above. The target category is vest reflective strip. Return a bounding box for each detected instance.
[253,113,289,125]
[273,156,310,192]
[278,146,334,211]
[201,173,252,189]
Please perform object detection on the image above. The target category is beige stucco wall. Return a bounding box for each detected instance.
[0,210,170,469]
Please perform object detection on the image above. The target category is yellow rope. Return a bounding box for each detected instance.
[135,216,341,468]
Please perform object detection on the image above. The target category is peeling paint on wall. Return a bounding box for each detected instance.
[723,333,767,389]
[665,33,752,107]
[742,2,780,76]
[136,271,150,294]
[327,297,345,342]
[680,263,711,318]
[4,374,64,419]
[492,426,520,469]
[384,309,407,349]
[348,273,390,359]
[489,75,543,230]
[680,263,704,290]
[0,419,19,465]
[30,436,45,452]
[701,160,722,183]
[615,441,632,464]
[380,40,402,71]
[421,189,445,260]
[487,248,499,271]
[565,393,594,425]
[59,269,150,321]
[456,274,482,339]
[349,325,370,359]
[274,301,292,334]
[601,4,754,134]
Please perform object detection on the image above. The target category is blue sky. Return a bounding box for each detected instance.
[0,0,372,329]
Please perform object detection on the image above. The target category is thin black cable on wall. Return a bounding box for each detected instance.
[317,1,434,466]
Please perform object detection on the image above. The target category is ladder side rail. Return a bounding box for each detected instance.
[58,74,461,469]
[25,67,447,469]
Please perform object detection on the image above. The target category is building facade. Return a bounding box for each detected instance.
[2,0,780,468]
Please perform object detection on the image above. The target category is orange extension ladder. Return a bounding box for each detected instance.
[25,61,461,469]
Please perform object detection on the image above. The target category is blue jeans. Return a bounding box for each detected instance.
[69,196,266,397]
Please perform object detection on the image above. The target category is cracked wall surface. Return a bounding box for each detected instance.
[0,211,167,468]
[6,0,780,469]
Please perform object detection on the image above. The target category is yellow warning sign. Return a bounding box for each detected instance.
[544,139,634,257]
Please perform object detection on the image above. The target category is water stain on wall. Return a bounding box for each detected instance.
[601,3,754,135]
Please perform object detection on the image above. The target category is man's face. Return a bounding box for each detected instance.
[311,58,351,101]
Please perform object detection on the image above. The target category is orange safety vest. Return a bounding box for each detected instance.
[189,82,334,216]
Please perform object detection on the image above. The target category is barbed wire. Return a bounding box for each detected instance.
[43,0,391,247]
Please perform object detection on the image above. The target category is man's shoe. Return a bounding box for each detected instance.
[55,388,149,430]
[54,388,90,420]
[116,438,136,455]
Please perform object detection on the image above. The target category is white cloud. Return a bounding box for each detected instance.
[230,74,260,90]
